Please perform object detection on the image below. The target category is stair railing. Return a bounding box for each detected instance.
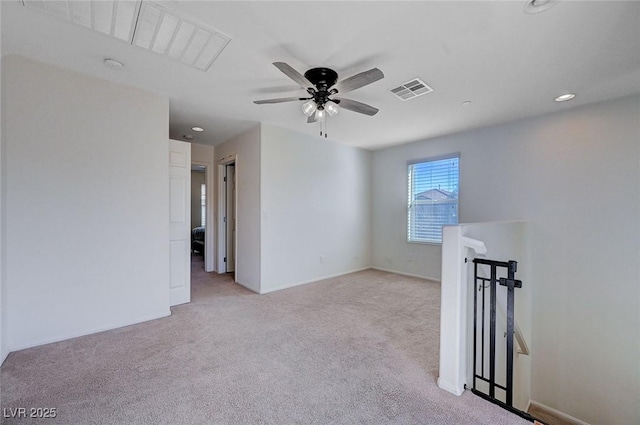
[471,258,534,422]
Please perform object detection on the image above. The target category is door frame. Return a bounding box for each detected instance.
[192,159,214,272]
[168,139,191,306]
[225,164,236,273]
[217,155,237,280]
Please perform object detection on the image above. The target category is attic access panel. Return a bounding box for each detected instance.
[21,0,231,71]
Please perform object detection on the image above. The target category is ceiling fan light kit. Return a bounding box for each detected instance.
[325,101,340,116]
[302,100,317,116]
[254,62,384,138]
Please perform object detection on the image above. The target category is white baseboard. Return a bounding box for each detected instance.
[7,309,171,354]
[437,377,464,396]
[235,279,260,294]
[528,400,591,425]
[371,266,440,282]
[260,267,371,294]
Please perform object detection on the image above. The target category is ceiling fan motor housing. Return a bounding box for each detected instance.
[304,67,338,89]
[305,67,339,107]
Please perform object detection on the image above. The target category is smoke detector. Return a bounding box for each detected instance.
[104,58,124,71]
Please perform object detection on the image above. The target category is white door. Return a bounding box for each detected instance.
[169,140,191,306]
[225,164,236,272]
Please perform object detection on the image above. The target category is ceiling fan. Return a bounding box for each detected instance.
[253,62,384,137]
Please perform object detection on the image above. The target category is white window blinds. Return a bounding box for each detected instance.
[407,155,459,243]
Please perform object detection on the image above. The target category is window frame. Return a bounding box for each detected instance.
[407,153,460,245]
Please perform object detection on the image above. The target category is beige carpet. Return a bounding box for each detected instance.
[1,257,530,424]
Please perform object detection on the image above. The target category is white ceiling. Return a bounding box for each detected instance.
[2,1,640,150]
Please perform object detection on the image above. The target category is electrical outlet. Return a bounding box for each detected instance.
[320,255,325,264]
[407,253,414,262]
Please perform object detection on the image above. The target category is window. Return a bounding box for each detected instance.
[200,183,206,227]
[407,154,459,243]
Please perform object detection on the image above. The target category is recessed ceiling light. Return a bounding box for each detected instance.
[191,126,204,132]
[554,93,576,102]
[462,101,472,106]
[103,58,124,71]
[524,0,559,14]
[183,135,194,140]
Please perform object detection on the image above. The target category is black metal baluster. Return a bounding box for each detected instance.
[489,264,497,399]
[481,272,486,379]
[473,261,478,391]
[500,261,522,407]
[506,261,515,406]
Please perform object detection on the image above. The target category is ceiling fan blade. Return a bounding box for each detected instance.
[331,68,384,94]
[334,98,379,116]
[307,114,318,124]
[273,62,314,90]
[253,97,309,104]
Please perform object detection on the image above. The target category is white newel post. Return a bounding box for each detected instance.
[438,225,486,396]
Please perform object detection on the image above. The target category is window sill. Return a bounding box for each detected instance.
[407,240,442,246]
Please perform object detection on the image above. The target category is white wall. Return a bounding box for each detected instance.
[372,95,640,425]
[0,2,6,364]
[259,124,371,293]
[371,146,442,279]
[214,126,261,293]
[191,170,205,230]
[2,56,170,351]
[191,143,215,164]
[191,143,215,272]
[212,123,372,294]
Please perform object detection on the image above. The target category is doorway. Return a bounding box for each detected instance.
[190,165,206,265]
[225,164,236,273]
[190,159,214,273]
[217,156,237,279]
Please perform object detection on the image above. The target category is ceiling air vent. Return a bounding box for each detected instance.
[390,78,434,101]
[20,0,231,72]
